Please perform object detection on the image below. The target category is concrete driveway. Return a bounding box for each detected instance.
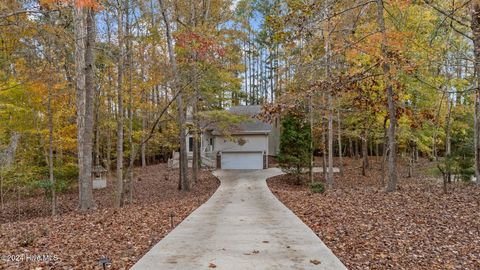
[131,168,347,270]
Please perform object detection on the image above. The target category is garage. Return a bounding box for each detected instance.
[221,152,263,170]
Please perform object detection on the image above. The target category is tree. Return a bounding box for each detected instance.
[0,133,19,210]
[278,111,312,185]
[472,0,480,185]
[115,0,125,207]
[74,3,95,210]
[324,3,334,189]
[158,0,189,191]
[376,0,398,192]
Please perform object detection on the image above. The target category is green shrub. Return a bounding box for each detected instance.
[456,155,474,181]
[309,182,325,193]
[36,178,71,200]
[54,163,78,181]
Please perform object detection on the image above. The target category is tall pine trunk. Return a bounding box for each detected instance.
[83,8,95,209]
[105,12,113,177]
[325,6,334,188]
[141,90,147,167]
[126,0,134,203]
[75,5,95,210]
[115,2,125,207]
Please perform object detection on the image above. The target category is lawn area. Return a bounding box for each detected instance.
[267,157,480,270]
[0,164,219,269]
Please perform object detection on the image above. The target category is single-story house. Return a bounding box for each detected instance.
[177,105,280,170]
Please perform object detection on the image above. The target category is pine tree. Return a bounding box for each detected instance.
[278,111,311,185]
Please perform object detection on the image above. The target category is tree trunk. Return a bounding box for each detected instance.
[192,98,200,185]
[270,47,274,103]
[47,81,56,216]
[94,73,101,169]
[126,0,134,204]
[321,95,327,179]
[115,2,125,207]
[192,60,200,185]
[141,91,147,167]
[337,109,343,176]
[376,0,397,192]
[83,7,95,209]
[326,11,334,188]
[45,12,57,216]
[353,139,358,159]
[362,136,368,177]
[349,137,353,157]
[74,5,86,210]
[74,5,94,210]
[140,67,147,168]
[248,31,253,104]
[95,104,100,167]
[472,0,480,185]
[107,93,112,176]
[407,141,414,178]
[0,173,3,211]
[105,12,113,177]
[0,132,20,212]
[380,117,388,185]
[243,40,248,105]
[327,93,334,187]
[159,0,189,191]
[445,94,453,182]
[309,95,314,183]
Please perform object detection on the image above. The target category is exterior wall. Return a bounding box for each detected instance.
[214,134,269,155]
[186,130,214,154]
[202,130,214,152]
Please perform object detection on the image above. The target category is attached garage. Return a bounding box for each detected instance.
[221,152,264,170]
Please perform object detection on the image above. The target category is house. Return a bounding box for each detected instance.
[169,105,280,170]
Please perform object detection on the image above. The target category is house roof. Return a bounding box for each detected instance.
[213,105,271,135]
[228,105,262,115]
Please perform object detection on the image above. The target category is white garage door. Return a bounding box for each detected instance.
[221,152,263,170]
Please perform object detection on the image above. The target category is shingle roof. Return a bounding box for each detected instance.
[228,105,262,116]
[213,105,271,135]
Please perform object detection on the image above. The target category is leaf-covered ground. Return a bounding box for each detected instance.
[267,157,480,270]
[0,164,219,269]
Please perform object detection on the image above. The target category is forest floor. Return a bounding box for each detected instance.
[0,164,219,269]
[267,157,480,270]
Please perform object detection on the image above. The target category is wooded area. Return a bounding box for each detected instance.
[1,0,478,211]
[0,0,479,268]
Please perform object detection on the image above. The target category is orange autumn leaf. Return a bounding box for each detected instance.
[42,0,102,10]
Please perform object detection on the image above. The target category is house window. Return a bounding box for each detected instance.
[188,137,193,152]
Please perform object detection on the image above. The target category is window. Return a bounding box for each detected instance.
[188,137,193,152]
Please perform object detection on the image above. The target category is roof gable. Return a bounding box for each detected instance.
[213,105,271,135]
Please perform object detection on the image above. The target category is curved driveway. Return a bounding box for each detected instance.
[131,168,347,270]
